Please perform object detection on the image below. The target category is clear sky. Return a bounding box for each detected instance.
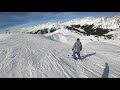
[0,12,119,30]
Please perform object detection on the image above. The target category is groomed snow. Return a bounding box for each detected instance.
[0,33,120,78]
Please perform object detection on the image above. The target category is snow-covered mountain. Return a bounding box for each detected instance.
[7,14,118,39]
[64,14,120,29]
[0,14,120,78]
[5,14,119,33]
[6,13,119,46]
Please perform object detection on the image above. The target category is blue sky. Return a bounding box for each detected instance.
[0,12,119,30]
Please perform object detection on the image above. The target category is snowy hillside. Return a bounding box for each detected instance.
[64,14,120,29]
[6,14,120,34]
[6,14,119,45]
[0,13,120,78]
[0,33,120,78]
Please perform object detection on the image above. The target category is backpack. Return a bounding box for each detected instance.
[80,42,82,51]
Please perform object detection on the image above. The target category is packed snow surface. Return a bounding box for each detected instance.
[0,33,120,78]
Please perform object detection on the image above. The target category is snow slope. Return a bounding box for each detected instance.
[0,33,120,78]
[5,14,120,47]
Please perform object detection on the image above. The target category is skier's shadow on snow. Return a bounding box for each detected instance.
[81,52,96,60]
[102,62,109,78]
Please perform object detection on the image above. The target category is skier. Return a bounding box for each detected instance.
[72,38,82,60]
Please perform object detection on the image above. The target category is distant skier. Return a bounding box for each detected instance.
[72,38,82,60]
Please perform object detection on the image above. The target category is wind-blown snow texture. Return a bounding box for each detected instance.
[0,14,120,78]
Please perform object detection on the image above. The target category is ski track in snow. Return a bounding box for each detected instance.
[0,33,120,78]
